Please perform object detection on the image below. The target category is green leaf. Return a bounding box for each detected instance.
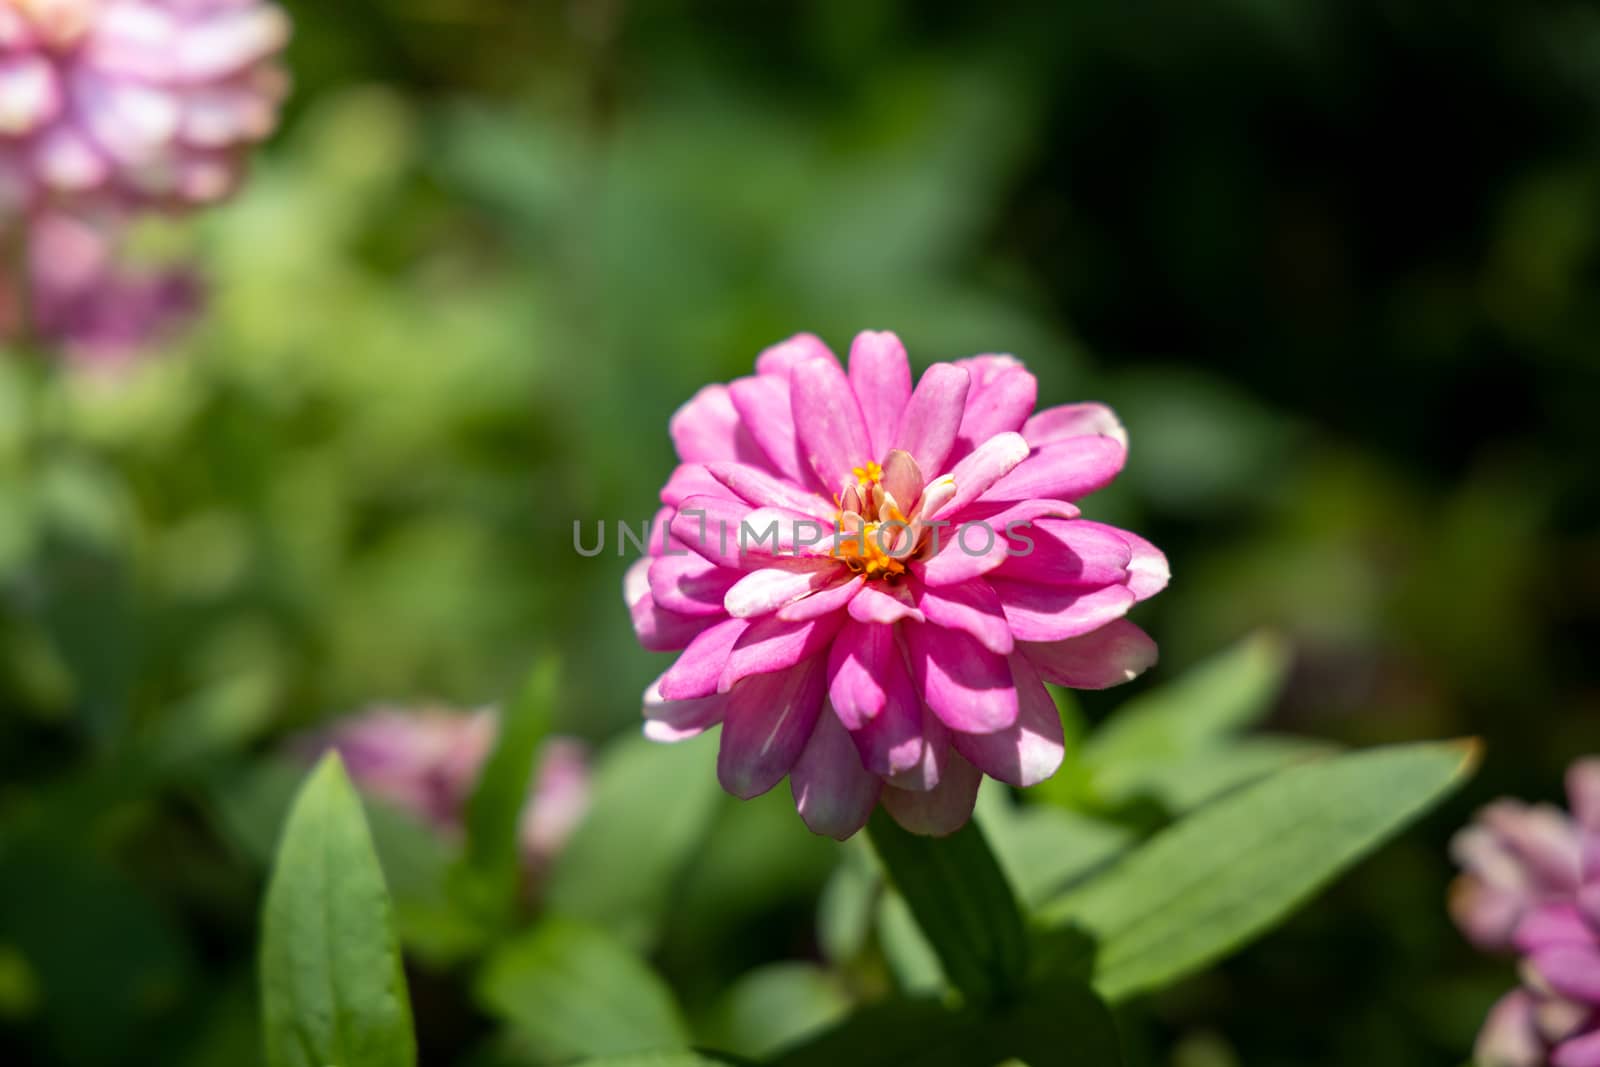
[569,1056,746,1067]
[865,808,1028,1004]
[544,734,723,948]
[453,657,557,920]
[260,753,416,1067]
[1113,735,1337,814]
[701,963,851,1059]
[476,918,689,1060]
[1044,740,1480,1002]
[1083,631,1292,784]
[976,785,1134,906]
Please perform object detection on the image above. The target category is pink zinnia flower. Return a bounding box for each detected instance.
[0,209,199,363]
[1453,759,1600,1067]
[625,331,1168,839]
[297,707,592,875]
[0,0,290,214]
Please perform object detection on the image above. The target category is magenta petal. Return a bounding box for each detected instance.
[1022,402,1128,449]
[848,331,913,459]
[1019,620,1158,689]
[729,374,812,487]
[792,356,874,491]
[648,553,738,616]
[756,332,835,378]
[642,677,726,742]
[917,499,1079,587]
[1089,522,1170,600]
[1531,946,1600,1004]
[881,752,982,836]
[950,653,1066,787]
[914,579,1013,655]
[657,616,749,699]
[894,363,970,479]
[905,621,1018,732]
[790,708,882,840]
[627,558,720,652]
[988,436,1127,504]
[724,565,837,619]
[719,612,846,693]
[925,432,1030,520]
[669,383,768,466]
[990,517,1132,588]
[1515,904,1600,953]
[885,706,950,791]
[705,460,834,519]
[990,578,1137,642]
[952,356,1037,460]
[717,657,827,799]
[1554,1029,1600,1067]
[848,584,925,625]
[778,575,865,621]
[826,620,892,729]
[661,463,734,507]
[670,494,756,569]
[1569,759,1600,833]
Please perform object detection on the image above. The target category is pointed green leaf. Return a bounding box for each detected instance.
[865,808,1028,1004]
[1045,741,1479,1001]
[453,657,557,921]
[260,753,416,1067]
[476,918,689,1060]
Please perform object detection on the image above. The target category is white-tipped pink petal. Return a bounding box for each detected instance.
[987,436,1127,504]
[949,654,1066,788]
[990,579,1137,643]
[1022,402,1128,449]
[1020,620,1158,689]
[926,432,1031,520]
[848,584,925,625]
[642,678,726,742]
[913,579,1013,655]
[718,612,847,693]
[657,616,750,700]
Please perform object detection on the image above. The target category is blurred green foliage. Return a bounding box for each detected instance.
[2,1,1599,1065]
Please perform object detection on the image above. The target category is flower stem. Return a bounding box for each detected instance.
[866,808,1030,1005]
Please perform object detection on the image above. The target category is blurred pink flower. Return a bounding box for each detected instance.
[297,706,592,874]
[1453,759,1600,1067]
[0,0,290,214]
[626,330,1167,839]
[0,209,199,363]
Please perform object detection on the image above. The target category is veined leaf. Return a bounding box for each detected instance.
[476,918,689,1059]
[1083,631,1291,776]
[259,753,416,1067]
[1044,741,1479,1001]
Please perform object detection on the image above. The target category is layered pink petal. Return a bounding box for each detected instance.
[881,752,982,836]
[950,654,1066,788]
[1022,402,1128,449]
[661,463,734,507]
[729,374,811,487]
[926,432,1030,520]
[791,708,882,840]
[1019,620,1158,689]
[778,575,865,621]
[988,436,1127,504]
[1530,947,1600,1004]
[848,584,924,625]
[756,332,834,377]
[990,578,1137,642]
[952,355,1037,460]
[913,578,1013,655]
[642,678,726,742]
[905,621,1018,733]
[705,460,834,520]
[648,553,738,616]
[717,657,828,799]
[627,558,721,652]
[657,616,750,700]
[724,564,839,619]
[792,356,873,491]
[894,363,970,479]
[670,384,765,466]
[847,330,912,459]
[1554,1030,1600,1067]
[989,517,1132,588]
[719,612,846,693]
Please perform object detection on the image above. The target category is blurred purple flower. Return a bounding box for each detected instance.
[627,330,1166,839]
[0,209,200,364]
[1453,759,1600,1066]
[296,706,592,875]
[0,0,290,214]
